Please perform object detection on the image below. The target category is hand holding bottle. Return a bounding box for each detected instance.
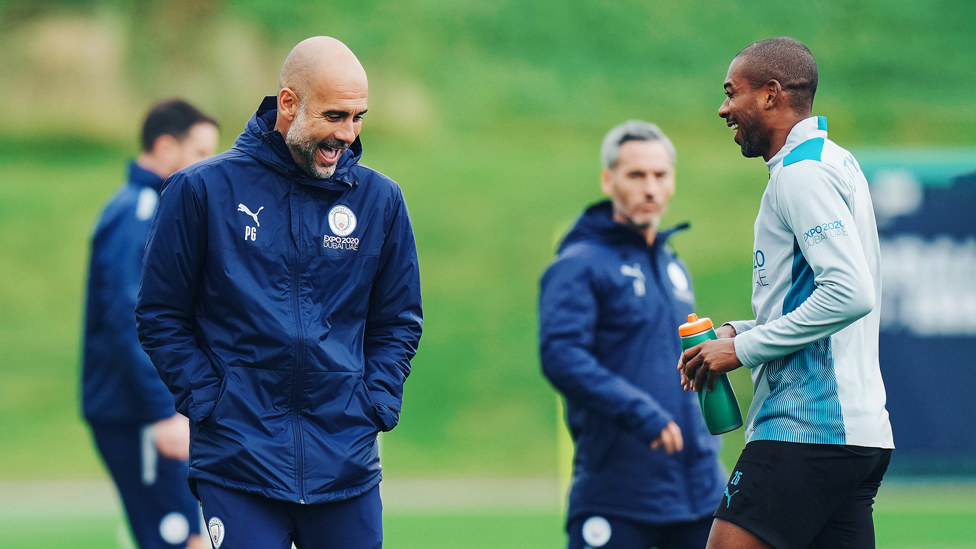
[679,338,741,392]
[678,319,740,391]
[678,314,743,435]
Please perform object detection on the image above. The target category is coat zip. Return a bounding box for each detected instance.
[291,185,307,503]
[648,240,696,512]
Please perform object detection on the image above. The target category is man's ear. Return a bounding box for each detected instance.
[151,134,178,162]
[600,167,614,196]
[277,87,300,122]
[763,79,783,109]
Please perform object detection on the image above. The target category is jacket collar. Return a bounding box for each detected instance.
[128,160,165,193]
[767,115,828,171]
[558,200,689,253]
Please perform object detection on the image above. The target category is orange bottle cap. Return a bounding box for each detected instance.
[679,313,714,336]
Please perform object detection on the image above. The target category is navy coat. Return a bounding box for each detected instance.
[136,97,423,504]
[539,201,724,524]
[83,162,175,423]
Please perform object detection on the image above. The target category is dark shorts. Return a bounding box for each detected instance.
[196,481,382,549]
[714,440,891,549]
[90,422,201,549]
[567,514,712,549]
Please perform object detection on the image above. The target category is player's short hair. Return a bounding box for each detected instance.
[601,120,676,169]
[140,99,218,152]
[735,37,819,112]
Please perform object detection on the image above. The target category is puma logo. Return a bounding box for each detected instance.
[237,204,264,227]
[620,263,646,297]
[724,487,740,509]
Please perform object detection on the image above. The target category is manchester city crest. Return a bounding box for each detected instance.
[208,517,225,548]
[328,204,357,236]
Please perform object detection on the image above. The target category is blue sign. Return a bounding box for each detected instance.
[863,149,976,475]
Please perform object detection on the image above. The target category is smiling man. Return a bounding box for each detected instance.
[136,37,422,549]
[540,120,725,549]
[276,39,368,179]
[678,37,893,549]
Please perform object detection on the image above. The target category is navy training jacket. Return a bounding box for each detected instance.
[82,162,175,423]
[136,97,423,504]
[539,201,724,524]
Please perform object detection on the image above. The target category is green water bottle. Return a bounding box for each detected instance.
[679,313,743,435]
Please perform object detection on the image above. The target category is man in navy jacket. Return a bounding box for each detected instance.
[83,98,218,549]
[136,37,422,549]
[539,120,724,549]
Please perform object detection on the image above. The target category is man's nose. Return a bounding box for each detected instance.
[643,177,660,199]
[335,119,357,143]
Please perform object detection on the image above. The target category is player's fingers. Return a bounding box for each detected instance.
[697,370,709,393]
[681,351,701,389]
[665,433,678,454]
[654,422,681,454]
[707,374,718,392]
[693,358,710,393]
[672,424,684,453]
[677,361,691,390]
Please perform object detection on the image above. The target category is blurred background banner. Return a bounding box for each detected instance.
[862,151,976,475]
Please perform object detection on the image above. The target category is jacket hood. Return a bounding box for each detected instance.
[558,200,688,253]
[232,96,363,191]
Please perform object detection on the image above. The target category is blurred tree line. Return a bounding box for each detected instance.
[0,0,282,145]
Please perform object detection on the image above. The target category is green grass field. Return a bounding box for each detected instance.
[0,479,973,548]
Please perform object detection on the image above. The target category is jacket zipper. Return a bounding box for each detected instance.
[291,186,307,504]
[649,241,697,512]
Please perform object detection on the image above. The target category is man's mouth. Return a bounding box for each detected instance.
[317,144,345,164]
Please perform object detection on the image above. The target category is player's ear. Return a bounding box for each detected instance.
[763,79,782,109]
[277,87,300,122]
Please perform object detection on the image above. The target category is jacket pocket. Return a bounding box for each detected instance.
[359,378,398,432]
[300,371,381,433]
[188,375,228,424]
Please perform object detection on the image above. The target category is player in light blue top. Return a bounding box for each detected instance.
[727,113,893,448]
[679,37,893,549]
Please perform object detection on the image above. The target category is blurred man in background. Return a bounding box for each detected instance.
[540,120,725,549]
[136,36,422,549]
[83,98,218,549]
[679,37,893,548]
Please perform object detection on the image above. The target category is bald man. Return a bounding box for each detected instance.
[136,37,423,549]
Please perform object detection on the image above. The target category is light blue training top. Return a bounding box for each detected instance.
[729,116,894,449]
